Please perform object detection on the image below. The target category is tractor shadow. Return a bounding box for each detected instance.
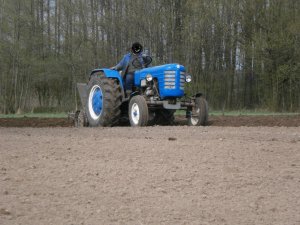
[117,115,212,127]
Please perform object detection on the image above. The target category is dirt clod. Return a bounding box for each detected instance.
[0,208,11,216]
[168,137,177,141]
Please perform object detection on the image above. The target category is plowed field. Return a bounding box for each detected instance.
[0,116,299,224]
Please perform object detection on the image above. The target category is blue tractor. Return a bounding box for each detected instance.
[75,58,208,127]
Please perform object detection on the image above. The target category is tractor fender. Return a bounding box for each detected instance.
[91,68,125,99]
[90,68,125,99]
[91,69,124,88]
[129,91,140,97]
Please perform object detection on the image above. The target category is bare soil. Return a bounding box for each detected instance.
[0,115,300,127]
[1,124,300,225]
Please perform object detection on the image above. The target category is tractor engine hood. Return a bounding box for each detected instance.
[134,64,186,99]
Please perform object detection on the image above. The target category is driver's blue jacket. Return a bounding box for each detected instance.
[114,52,145,72]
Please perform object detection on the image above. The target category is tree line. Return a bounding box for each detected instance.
[0,0,299,113]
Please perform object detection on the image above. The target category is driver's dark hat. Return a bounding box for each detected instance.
[131,42,143,54]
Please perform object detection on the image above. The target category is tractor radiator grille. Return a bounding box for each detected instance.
[180,72,185,90]
[164,71,176,89]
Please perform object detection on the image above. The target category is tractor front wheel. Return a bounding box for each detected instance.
[129,96,149,127]
[188,96,208,126]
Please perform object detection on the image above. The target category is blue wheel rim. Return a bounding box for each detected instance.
[92,87,103,116]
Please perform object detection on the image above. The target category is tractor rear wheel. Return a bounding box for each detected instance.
[129,95,149,127]
[188,96,208,126]
[86,74,121,127]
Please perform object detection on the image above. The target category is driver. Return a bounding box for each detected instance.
[111,42,149,96]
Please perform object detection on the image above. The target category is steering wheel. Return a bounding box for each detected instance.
[132,56,152,68]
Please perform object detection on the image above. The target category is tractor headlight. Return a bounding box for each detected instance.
[146,74,153,82]
[141,79,147,87]
[186,74,192,83]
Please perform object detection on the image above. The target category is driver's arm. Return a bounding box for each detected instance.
[112,55,126,71]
